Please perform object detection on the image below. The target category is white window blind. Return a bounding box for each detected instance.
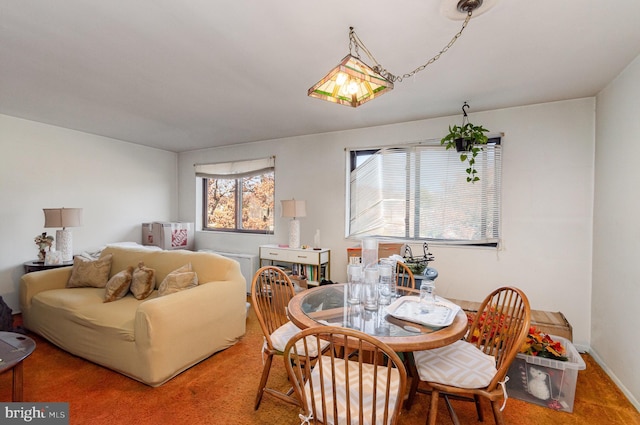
[348,140,501,244]
[195,156,275,179]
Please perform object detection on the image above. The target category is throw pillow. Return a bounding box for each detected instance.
[67,254,113,288]
[104,266,134,303]
[158,263,198,296]
[130,262,156,300]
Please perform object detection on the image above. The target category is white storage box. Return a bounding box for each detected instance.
[506,335,586,413]
[142,222,194,250]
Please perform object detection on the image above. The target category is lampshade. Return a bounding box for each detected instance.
[43,208,83,228]
[308,54,393,108]
[281,200,306,219]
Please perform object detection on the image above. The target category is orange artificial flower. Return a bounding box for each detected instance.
[520,326,568,361]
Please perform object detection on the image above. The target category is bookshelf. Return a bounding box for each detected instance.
[259,245,330,287]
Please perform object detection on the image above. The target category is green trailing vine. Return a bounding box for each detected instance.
[440,103,490,183]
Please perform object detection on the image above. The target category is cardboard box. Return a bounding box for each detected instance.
[529,310,573,342]
[347,243,405,263]
[506,335,586,413]
[142,222,194,250]
[451,299,573,342]
[289,275,309,293]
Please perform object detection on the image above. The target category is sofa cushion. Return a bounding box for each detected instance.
[31,287,157,342]
[104,266,134,302]
[158,264,198,296]
[130,262,155,300]
[67,254,113,288]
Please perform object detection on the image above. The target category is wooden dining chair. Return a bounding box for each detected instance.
[284,326,407,425]
[251,266,301,409]
[395,261,416,289]
[413,286,531,425]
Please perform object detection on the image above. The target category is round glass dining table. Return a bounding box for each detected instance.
[287,283,468,353]
[287,283,469,408]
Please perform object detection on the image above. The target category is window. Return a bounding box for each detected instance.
[347,138,501,245]
[196,157,275,233]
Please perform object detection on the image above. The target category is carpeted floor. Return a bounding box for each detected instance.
[1,306,639,425]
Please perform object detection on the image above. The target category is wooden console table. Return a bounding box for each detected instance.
[259,245,330,286]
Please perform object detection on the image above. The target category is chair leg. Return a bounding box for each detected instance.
[490,400,505,425]
[427,389,440,425]
[474,394,484,421]
[254,352,274,410]
[443,395,461,425]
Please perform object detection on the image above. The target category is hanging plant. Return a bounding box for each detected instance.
[440,102,490,183]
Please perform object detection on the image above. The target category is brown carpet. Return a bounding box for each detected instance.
[1,306,639,425]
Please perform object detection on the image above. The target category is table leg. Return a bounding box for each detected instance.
[12,363,24,402]
[403,352,420,410]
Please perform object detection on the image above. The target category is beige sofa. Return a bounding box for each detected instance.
[19,246,247,386]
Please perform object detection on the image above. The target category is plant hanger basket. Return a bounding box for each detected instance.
[440,102,490,183]
[403,243,434,275]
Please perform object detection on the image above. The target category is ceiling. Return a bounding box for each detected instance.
[2,1,640,153]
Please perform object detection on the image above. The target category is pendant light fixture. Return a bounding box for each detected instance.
[308,0,487,108]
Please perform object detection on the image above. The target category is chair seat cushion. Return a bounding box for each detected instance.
[305,356,401,425]
[269,321,327,357]
[414,340,497,389]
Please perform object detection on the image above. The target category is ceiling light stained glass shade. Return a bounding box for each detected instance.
[308,55,393,108]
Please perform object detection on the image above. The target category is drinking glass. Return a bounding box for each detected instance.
[346,303,362,330]
[363,266,379,311]
[347,263,363,305]
[379,258,398,298]
[361,238,379,269]
[377,263,393,306]
[419,279,436,313]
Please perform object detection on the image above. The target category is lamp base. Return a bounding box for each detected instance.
[289,218,301,249]
[56,229,73,262]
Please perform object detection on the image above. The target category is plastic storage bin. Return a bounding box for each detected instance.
[506,335,586,413]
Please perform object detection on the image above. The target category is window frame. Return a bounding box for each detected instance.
[196,157,275,234]
[345,137,502,247]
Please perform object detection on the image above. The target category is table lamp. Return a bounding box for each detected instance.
[43,208,83,262]
[281,199,306,249]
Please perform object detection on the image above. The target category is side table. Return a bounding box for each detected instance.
[0,331,36,401]
[259,245,330,286]
[24,260,73,274]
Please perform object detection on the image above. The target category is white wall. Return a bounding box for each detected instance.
[7,91,637,404]
[178,98,595,347]
[593,54,640,407]
[0,114,177,312]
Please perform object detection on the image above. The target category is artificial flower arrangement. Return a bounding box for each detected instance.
[466,309,568,361]
[34,232,54,261]
[520,326,568,361]
[466,307,507,346]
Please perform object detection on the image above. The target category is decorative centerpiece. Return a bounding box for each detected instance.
[34,232,54,262]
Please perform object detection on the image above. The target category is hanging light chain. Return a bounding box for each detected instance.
[348,11,473,83]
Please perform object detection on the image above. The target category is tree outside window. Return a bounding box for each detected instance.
[197,157,275,234]
[204,172,274,233]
